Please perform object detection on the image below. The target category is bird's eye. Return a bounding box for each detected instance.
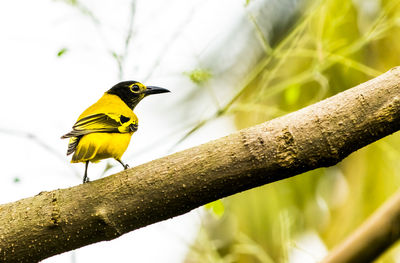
[131,85,140,92]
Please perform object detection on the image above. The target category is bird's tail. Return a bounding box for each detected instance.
[66,137,80,155]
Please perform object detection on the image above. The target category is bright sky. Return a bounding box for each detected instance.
[0,0,243,262]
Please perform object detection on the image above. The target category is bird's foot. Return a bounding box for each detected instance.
[116,159,129,170]
[83,161,90,183]
[83,176,90,183]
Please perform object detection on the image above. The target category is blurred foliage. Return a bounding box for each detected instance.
[204,199,225,219]
[186,0,400,262]
[55,0,99,23]
[57,48,68,57]
[185,69,213,85]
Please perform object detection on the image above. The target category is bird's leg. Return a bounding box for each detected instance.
[116,159,129,170]
[83,161,90,183]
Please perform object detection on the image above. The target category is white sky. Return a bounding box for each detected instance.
[0,0,243,262]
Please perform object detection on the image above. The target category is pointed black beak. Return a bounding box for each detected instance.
[144,86,170,95]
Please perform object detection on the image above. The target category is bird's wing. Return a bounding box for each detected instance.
[61,113,138,139]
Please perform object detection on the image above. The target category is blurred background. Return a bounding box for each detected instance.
[1,0,400,262]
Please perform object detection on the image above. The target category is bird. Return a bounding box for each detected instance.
[61,81,170,183]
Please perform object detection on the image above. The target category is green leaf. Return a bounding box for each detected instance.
[57,48,68,57]
[204,199,225,218]
[184,68,212,85]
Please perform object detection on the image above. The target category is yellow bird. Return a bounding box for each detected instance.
[61,81,170,183]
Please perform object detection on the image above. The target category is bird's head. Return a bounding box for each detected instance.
[107,81,170,110]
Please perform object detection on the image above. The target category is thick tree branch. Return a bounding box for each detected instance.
[1,67,400,262]
[322,188,400,263]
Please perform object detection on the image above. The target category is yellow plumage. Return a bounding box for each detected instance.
[71,126,133,163]
[61,81,169,183]
[69,93,137,163]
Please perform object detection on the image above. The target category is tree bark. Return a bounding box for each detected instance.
[1,67,400,262]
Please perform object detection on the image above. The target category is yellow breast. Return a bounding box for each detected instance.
[71,93,137,163]
[72,132,132,163]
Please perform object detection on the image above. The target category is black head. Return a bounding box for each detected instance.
[106,81,170,110]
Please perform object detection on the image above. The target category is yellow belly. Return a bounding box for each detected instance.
[71,133,132,163]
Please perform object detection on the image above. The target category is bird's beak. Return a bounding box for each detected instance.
[144,86,170,95]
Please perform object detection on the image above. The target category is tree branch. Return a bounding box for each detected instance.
[1,67,400,262]
[322,188,400,263]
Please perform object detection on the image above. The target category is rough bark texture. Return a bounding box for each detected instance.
[322,188,400,263]
[1,67,400,262]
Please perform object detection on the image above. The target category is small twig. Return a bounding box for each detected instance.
[0,128,80,178]
[57,0,100,24]
[173,0,396,146]
[117,0,136,80]
[322,188,400,263]
[142,4,198,82]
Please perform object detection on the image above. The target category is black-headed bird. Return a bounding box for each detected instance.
[61,81,170,183]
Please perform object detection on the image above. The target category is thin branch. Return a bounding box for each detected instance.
[123,0,136,58]
[174,0,397,145]
[0,128,80,178]
[117,0,136,80]
[57,0,100,24]
[1,67,400,262]
[142,5,198,82]
[322,188,400,263]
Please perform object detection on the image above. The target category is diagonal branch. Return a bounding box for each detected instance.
[322,188,400,263]
[1,67,400,262]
